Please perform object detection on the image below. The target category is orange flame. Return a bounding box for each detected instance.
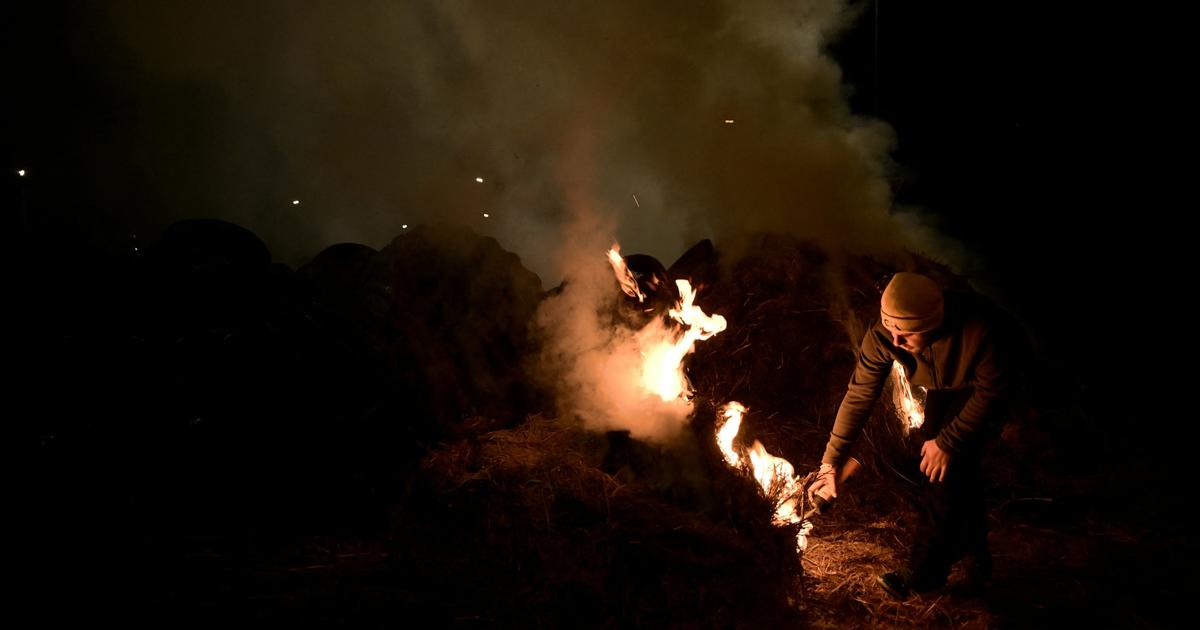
[890,360,926,430]
[636,279,726,403]
[717,402,812,552]
[716,401,745,466]
[606,245,645,303]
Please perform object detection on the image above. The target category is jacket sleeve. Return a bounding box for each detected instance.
[822,327,894,466]
[934,326,1012,455]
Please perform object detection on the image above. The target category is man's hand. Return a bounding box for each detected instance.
[808,463,838,501]
[919,440,951,482]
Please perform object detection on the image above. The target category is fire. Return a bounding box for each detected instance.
[716,401,745,466]
[890,360,926,430]
[606,247,809,552]
[635,279,727,402]
[606,245,646,303]
[716,402,813,552]
[606,246,724,402]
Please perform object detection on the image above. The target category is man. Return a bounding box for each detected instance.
[809,271,1020,598]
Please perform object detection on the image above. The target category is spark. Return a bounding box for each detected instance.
[402,224,408,229]
[483,213,490,218]
[475,177,484,183]
[18,169,26,176]
[292,200,300,205]
[632,194,640,208]
[724,119,735,124]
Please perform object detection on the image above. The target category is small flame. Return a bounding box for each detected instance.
[716,402,745,466]
[891,360,926,430]
[606,245,646,303]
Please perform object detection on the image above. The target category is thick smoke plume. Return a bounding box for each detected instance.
[58,0,912,281]
[36,1,935,436]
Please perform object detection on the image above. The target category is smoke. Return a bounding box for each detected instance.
[49,0,930,280]
[33,0,956,435]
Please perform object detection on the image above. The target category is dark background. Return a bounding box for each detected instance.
[5,1,1186,623]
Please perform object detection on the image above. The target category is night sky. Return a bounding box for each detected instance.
[5,3,1170,480]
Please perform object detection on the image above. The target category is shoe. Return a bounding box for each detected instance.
[963,554,992,585]
[876,571,911,600]
[877,568,946,600]
[952,555,993,597]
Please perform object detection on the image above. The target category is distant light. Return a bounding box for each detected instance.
[17,169,26,177]
[724,119,735,124]
[292,200,300,205]
[133,247,139,252]
[483,213,490,218]
[402,224,408,229]
[475,177,484,183]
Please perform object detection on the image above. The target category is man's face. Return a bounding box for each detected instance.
[890,329,934,353]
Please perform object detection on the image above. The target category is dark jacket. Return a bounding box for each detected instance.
[821,291,1018,466]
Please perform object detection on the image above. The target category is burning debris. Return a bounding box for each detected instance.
[605,245,819,554]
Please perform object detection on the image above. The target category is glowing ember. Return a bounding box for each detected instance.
[606,245,646,303]
[890,360,926,430]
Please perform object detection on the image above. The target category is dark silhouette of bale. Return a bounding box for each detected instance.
[155,218,271,273]
[668,238,719,291]
[298,242,377,312]
[365,224,543,431]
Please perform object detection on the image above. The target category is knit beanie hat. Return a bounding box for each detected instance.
[880,272,944,334]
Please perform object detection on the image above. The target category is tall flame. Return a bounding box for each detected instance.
[890,360,926,430]
[638,280,727,402]
[606,245,646,303]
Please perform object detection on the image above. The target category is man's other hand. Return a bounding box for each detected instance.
[920,440,951,482]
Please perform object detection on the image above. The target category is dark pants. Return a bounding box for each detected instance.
[905,448,990,588]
